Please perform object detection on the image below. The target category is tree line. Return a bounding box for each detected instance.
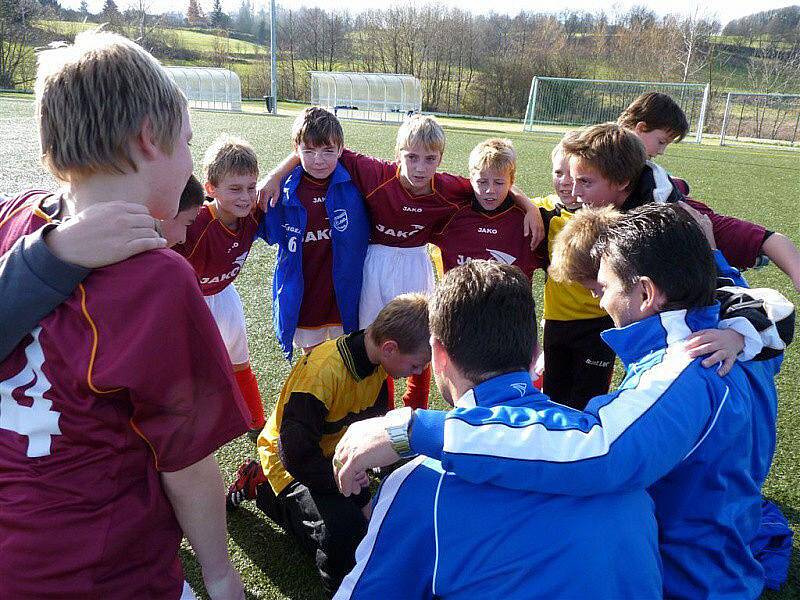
[2,1,799,121]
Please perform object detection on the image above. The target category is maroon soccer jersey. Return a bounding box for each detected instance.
[173,201,262,295]
[0,191,249,598]
[295,174,341,328]
[339,149,473,248]
[432,200,544,281]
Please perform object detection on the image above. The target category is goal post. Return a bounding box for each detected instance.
[523,76,709,143]
[719,92,800,148]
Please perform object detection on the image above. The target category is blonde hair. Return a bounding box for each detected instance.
[35,30,186,182]
[203,135,259,186]
[560,123,647,186]
[395,114,445,157]
[549,206,622,284]
[291,107,344,149]
[469,138,516,183]
[368,293,430,353]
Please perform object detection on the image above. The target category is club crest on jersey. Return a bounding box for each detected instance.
[332,209,349,232]
[375,223,424,238]
[487,249,517,265]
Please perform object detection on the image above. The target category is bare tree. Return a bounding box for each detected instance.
[0,0,38,89]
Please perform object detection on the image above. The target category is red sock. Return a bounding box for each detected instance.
[386,377,396,411]
[402,365,431,409]
[234,366,266,429]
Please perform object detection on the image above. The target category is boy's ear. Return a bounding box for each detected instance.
[634,121,649,134]
[204,181,216,197]
[380,339,399,357]
[336,145,344,159]
[135,116,160,161]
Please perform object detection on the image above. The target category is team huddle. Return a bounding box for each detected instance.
[0,29,798,600]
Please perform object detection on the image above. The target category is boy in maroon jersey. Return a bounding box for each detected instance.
[258,107,369,360]
[173,135,266,433]
[433,138,544,281]
[617,92,800,291]
[0,30,248,599]
[259,115,543,410]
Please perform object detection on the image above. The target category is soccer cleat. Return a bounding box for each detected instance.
[226,458,267,511]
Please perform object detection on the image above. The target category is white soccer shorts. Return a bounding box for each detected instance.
[204,284,250,365]
[358,244,435,328]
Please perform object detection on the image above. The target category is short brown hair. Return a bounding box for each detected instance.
[469,138,516,183]
[549,206,622,284]
[179,174,205,212]
[203,135,259,186]
[430,261,536,384]
[599,204,716,309]
[291,107,344,149]
[618,92,690,142]
[368,293,430,353]
[35,30,186,182]
[395,114,445,157]
[561,123,647,186]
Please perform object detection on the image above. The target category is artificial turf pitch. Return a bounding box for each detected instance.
[1,98,798,599]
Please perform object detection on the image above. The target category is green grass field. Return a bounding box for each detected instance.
[1,97,798,599]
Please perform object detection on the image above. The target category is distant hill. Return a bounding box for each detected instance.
[723,5,800,38]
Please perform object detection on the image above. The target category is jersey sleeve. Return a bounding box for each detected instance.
[410,368,715,496]
[278,391,341,495]
[334,458,437,600]
[89,251,249,472]
[339,148,396,196]
[683,198,767,269]
[0,225,89,362]
[435,172,474,206]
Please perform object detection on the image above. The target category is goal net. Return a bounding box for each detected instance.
[719,92,800,148]
[523,77,709,143]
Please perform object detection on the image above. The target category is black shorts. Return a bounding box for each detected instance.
[542,316,616,411]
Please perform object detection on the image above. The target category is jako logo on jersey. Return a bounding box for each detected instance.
[375,223,424,238]
[510,382,527,396]
[305,229,330,242]
[403,206,423,213]
[312,196,325,203]
[478,227,498,234]
[332,209,349,232]
[201,251,249,285]
[487,249,517,265]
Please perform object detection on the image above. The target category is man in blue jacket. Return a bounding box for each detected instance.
[335,260,662,599]
[335,204,794,599]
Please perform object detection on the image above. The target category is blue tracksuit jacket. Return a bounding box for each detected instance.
[336,372,662,599]
[258,163,369,360]
[410,305,785,599]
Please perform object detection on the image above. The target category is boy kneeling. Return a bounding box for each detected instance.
[227,294,430,594]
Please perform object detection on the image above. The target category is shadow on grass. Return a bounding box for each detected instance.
[228,506,328,600]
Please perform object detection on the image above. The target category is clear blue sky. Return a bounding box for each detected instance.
[62,0,799,26]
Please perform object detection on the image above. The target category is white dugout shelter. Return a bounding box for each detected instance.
[310,71,422,122]
[165,66,242,112]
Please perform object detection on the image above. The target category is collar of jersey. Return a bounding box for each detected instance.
[455,371,540,409]
[601,303,721,367]
[471,195,514,216]
[337,330,378,381]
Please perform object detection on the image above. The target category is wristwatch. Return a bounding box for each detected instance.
[385,407,416,459]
